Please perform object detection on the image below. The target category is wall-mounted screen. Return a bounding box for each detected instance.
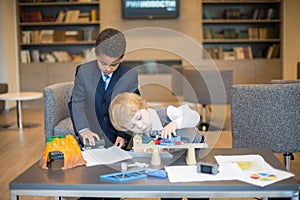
[122,0,179,19]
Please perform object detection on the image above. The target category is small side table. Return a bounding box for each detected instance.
[0,92,43,129]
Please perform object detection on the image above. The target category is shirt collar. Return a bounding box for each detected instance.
[101,72,113,80]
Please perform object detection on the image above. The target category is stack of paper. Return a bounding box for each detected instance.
[82,146,133,167]
[165,154,294,187]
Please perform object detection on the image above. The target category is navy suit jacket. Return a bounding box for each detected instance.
[68,60,139,147]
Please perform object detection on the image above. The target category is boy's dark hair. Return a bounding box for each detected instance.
[94,28,126,59]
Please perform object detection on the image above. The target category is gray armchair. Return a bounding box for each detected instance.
[171,65,185,96]
[0,83,8,112]
[231,83,300,171]
[270,79,300,170]
[43,82,75,143]
[182,68,233,131]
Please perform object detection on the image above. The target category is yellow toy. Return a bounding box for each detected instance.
[39,134,86,170]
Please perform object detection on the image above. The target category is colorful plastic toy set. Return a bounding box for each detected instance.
[154,135,182,145]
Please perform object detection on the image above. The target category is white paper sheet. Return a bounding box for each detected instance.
[82,146,133,167]
[165,154,294,187]
[215,154,295,187]
[165,165,237,182]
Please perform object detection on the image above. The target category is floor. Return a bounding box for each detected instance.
[0,106,299,200]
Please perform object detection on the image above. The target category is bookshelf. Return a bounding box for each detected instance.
[201,0,282,61]
[17,0,100,98]
[17,0,100,64]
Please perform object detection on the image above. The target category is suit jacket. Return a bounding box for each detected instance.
[68,60,139,147]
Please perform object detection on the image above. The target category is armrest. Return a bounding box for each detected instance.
[44,82,73,142]
[0,83,8,112]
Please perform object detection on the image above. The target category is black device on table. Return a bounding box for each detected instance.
[197,161,219,175]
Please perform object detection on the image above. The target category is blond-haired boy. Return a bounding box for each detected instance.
[109,92,204,143]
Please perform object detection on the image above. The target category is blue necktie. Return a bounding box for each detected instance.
[104,75,110,90]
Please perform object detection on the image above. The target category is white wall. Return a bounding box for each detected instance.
[0,0,19,109]
[283,0,300,79]
[100,0,202,65]
[0,0,7,82]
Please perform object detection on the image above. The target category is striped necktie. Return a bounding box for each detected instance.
[104,74,110,90]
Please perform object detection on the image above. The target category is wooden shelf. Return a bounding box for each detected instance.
[202,0,281,4]
[203,38,281,43]
[18,2,99,6]
[202,0,282,60]
[20,41,95,46]
[17,0,100,62]
[201,0,282,84]
[20,21,100,26]
[203,19,281,24]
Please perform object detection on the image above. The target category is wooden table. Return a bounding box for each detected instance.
[0,92,43,129]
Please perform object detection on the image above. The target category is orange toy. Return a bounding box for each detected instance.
[39,134,87,170]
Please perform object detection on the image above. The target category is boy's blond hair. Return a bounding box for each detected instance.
[109,92,148,131]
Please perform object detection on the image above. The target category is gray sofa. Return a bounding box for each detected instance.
[43,82,75,143]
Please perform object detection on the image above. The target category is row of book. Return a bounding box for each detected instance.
[248,28,279,39]
[20,49,89,64]
[204,44,280,60]
[224,9,242,20]
[252,8,277,20]
[265,44,280,59]
[20,9,98,23]
[203,28,279,40]
[56,9,98,23]
[203,7,278,20]
[21,29,98,44]
[205,46,253,60]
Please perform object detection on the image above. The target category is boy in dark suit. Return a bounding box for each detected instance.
[68,28,139,149]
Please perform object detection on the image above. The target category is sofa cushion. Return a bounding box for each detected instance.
[54,117,75,137]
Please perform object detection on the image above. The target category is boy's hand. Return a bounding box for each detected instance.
[79,130,100,146]
[114,136,126,148]
[161,121,178,138]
